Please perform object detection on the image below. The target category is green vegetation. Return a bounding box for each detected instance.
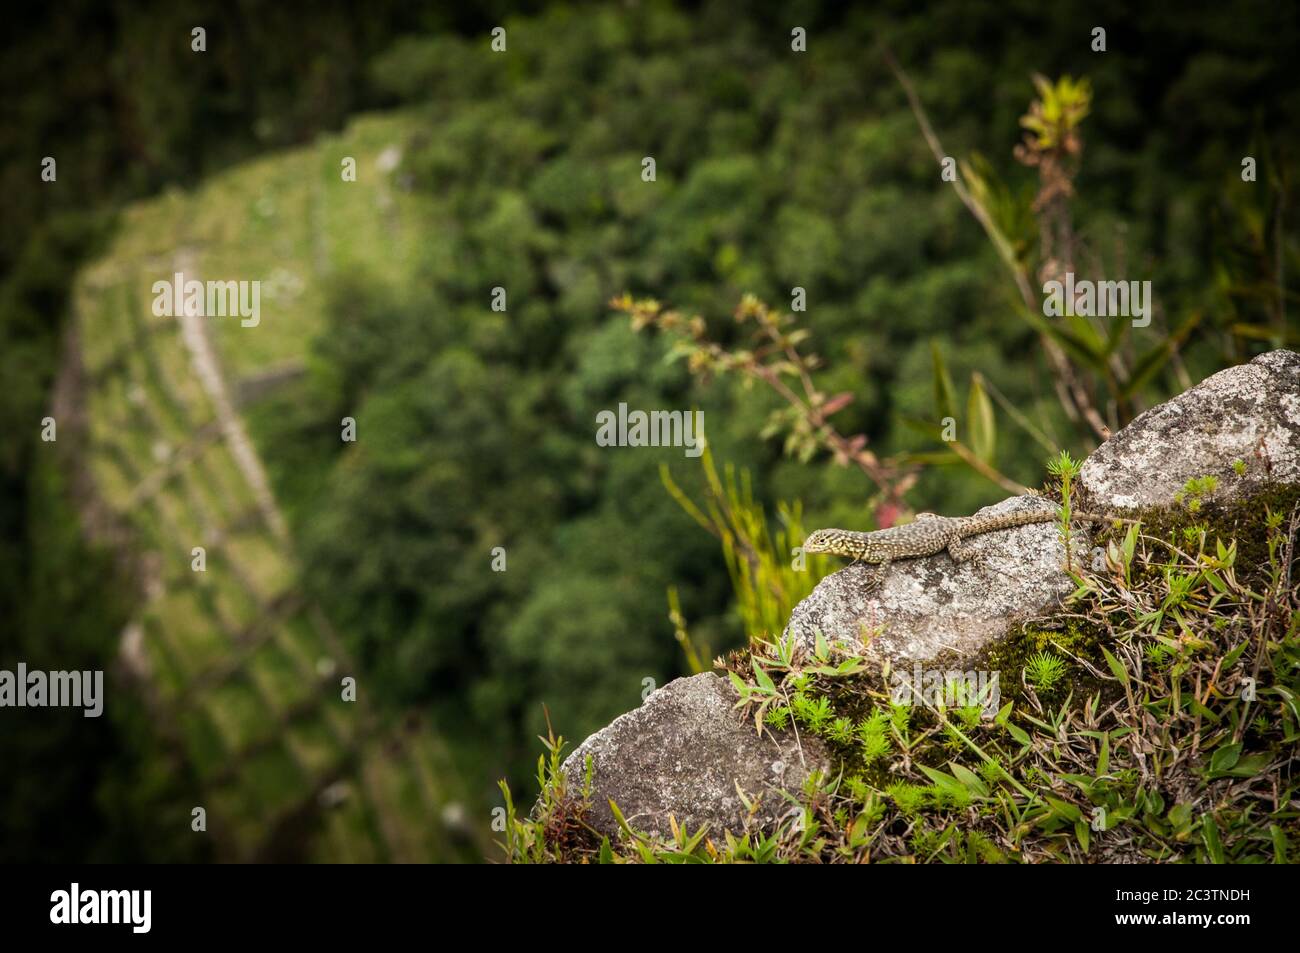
[1,1,500,861]
[307,1,1296,810]
[5,1,1298,860]
[509,480,1300,863]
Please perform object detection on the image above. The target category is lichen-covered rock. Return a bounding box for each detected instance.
[557,673,828,839]
[1078,349,1300,508]
[783,349,1300,660]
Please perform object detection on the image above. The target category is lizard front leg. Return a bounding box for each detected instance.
[849,555,888,589]
[946,536,980,565]
[861,559,888,592]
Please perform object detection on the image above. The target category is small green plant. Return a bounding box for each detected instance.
[977,757,1007,786]
[889,702,912,737]
[1024,650,1068,693]
[857,711,892,764]
[763,706,791,730]
[1232,458,1247,476]
[663,446,831,651]
[1175,475,1220,513]
[844,775,872,804]
[1046,448,1083,481]
[1143,642,1171,668]
[1047,450,1083,570]
[827,716,856,745]
[886,782,930,816]
[792,692,834,732]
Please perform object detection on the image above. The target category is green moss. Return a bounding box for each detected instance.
[1090,481,1300,586]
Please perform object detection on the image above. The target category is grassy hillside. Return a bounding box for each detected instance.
[71,111,482,862]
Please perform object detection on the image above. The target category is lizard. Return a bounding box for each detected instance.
[802,504,1111,581]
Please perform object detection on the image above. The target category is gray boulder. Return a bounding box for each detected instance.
[1078,349,1300,508]
[557,673,829,839]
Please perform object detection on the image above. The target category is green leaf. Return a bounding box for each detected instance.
[1102,309,1129,357]
[1221,641,1248,669]
[1223,752,1271,778]
[949,762,990,797]
[1005,720,1032,746]
[918,765,968,799]
[1209,742,1241,773]
[967,372,996,463]
[1122,522,1139,565]
[1270,824,1290,863]
[900,414,946,440]
[1101,646,1130,688]
[1064,311,1107,360]
[1018,303,1107,369]
[1229,322,1300,344]
[1201,815,1224,863]
[1045,796,1082,822]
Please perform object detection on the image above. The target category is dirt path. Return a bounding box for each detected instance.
[173,250,290,543]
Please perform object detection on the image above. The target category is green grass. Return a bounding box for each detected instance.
[247,643,315,712]
[285,721,344,777]
[151,591,228,679]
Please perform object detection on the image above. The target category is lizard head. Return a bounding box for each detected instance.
[803,528,854,555]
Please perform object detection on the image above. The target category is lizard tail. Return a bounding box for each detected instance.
[966,507,1116,532]
[1069,510,1117,522]
[954,506,1127,533]
[962,507,1067,532]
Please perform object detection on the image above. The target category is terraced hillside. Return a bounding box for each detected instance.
[67,112,484,862]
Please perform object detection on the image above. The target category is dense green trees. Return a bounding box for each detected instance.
[278,1,1298,799]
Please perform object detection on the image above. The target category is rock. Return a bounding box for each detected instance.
[784,349,1300,660]
[1079,349,1300,508]
[557,673,829,839]
[554,350,1300,837]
